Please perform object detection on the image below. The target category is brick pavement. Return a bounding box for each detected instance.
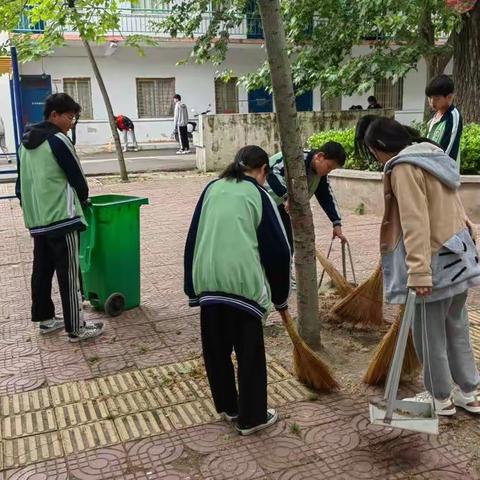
[0,173,479,479]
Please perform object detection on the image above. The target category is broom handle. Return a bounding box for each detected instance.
[341,242,347,280]
[346,242,357,285]
[318,238,334,288]
[384,290,417,423]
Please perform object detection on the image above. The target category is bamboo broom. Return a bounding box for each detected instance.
[363,306,421,385]
[331,263,384,328]
[280,310,339,392]
[315,249,353,298]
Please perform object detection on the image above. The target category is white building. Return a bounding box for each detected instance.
[0,4,451,152]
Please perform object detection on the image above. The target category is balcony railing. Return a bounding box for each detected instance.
[14,9,264,40]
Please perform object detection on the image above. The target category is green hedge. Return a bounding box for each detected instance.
[308,123,480,174]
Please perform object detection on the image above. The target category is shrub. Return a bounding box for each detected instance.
[308,127,377,171]
[460,123,480,174]
[308,123,480,174]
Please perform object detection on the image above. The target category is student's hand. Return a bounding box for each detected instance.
[332,226,348,243]
[415,286,432,297]
[466,218,477,242]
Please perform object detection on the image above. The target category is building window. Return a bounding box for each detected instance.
[63,78,93,120]
[215,78,239,114]
[136,78,175,118]
[374,78,404,110]
[321,95,342,111]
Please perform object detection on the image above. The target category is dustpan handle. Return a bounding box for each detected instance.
[384,290,417,423]
[318,238,334,288]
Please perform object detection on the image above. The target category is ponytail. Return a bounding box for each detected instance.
[220,145,270,181]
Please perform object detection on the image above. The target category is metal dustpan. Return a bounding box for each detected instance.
[369,290,439,435]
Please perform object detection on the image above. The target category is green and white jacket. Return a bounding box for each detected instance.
[184,177,291,320]
[17,121,89,237]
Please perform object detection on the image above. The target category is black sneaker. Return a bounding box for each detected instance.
[39,316,64,334]
[235,409,278,436]
[68,322,105,343]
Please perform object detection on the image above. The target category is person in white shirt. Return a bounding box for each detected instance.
[173,94,190,154]
[0,115,11,163]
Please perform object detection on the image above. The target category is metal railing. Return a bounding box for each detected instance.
[14,9,264,39]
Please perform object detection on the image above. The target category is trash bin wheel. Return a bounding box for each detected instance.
[105,293,126,317]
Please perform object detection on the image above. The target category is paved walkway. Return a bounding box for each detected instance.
[0,173,479,479]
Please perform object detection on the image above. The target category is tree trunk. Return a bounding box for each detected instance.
[422,55,452,121]
[419,5,453,122]
[257,0,321,349]
[81,38,129,181]
[453,0,480,123]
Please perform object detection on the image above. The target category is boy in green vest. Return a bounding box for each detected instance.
[17,93,104,342]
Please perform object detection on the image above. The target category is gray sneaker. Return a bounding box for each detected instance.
[68,322,105,343]
[39,317,64,334]
[235,408,278,436]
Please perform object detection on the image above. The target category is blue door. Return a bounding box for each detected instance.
[248,88,273,113]
[20,75,52,126]
[295,90,313,111]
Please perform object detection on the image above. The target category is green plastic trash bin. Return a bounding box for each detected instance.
[79,194,149,316]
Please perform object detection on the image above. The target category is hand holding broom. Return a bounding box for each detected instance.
[279,309,339,392]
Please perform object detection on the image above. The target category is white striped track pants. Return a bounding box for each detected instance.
[31,230,84,334]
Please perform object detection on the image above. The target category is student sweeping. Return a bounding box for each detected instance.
[264,141,348,250]
[364,117,480,415]
[184,145,291,435]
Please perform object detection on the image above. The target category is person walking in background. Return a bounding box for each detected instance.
[367,96,382,109]
[0,114,11,163]
[184,145,291,435]
[425,74,463,168]
[115,114,138,152]
[17,93,104,343]
[173,94,190,154]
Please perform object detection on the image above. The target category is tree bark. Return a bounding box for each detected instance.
[453,0,480,123]
[81,38,129,181]
[257,0,321,349]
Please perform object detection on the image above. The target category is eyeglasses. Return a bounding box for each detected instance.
[61,113,79,124]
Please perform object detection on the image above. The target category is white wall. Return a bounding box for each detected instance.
[19,43,267,148]
[0,32,15,154]
[0,74,14,153]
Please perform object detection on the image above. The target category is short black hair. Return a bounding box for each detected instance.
[44,93,81,120]
[173,94,181,101]
[367,96,377,103]
[425,74,454,97]
[317,141,346,166]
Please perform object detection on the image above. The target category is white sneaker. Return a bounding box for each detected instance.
[220,412,239,422]
[235,408,278,435]
[403,391,456,416]
[39,316,64,334]
[176,150,183,154]
[182,149,191,154]
[68,322,105,343]
[452,388,480,414]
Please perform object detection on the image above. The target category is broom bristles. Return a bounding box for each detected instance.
[281,310,339,392]
[315,249,353,298]
[363,306,421,385]
[332,263,384,328]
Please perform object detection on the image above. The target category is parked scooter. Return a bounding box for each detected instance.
[187,104,212,140]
